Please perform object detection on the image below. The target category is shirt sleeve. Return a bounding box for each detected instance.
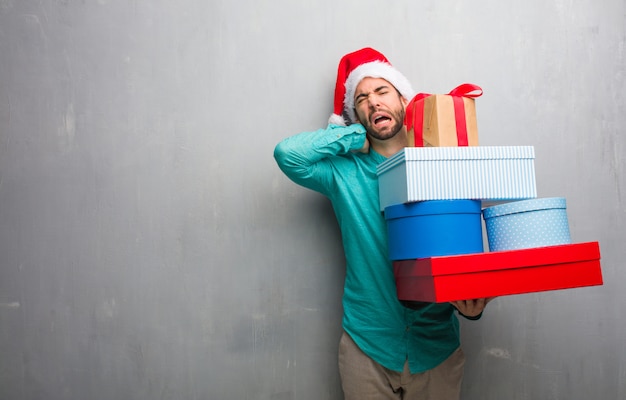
[273,123,367,194]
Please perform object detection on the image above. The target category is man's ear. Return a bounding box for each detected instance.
[353,108,362,124]
[401,96,409,108]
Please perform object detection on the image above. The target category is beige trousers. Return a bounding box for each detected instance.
[338,331,465,400]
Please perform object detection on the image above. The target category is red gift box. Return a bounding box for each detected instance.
[393,242,603,303]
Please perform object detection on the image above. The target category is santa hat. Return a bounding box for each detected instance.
[329,47,415,126]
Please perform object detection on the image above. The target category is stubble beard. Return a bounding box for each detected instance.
[363,107,406,142]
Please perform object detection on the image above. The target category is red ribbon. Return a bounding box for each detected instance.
[405,83,482,147]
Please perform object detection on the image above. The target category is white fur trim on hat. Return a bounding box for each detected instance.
[328,113,347,126]
[343,61,415,124]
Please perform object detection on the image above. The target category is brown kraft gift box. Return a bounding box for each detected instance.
[405,84,482,147]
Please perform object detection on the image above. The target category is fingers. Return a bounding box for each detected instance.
[449,297,496,316]
[449,300,473,314]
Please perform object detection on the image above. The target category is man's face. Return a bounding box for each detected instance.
[353,77,407,141]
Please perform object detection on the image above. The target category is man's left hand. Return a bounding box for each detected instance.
[450,297,496,318]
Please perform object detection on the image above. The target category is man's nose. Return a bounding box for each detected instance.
[367,94,380,108]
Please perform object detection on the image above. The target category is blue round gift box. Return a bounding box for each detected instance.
[482,197,571,251]
[384,200,484,261]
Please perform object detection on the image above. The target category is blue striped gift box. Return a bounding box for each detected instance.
[377,146,537,211]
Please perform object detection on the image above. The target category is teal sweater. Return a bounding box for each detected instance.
[274,124,460,373]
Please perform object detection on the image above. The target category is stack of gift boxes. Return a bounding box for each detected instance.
[378,84,603,303]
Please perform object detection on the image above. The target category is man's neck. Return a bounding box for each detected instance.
[370,128,408,158]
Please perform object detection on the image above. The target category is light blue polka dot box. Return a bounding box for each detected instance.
[482,197,572,252]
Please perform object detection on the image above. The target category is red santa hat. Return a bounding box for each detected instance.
[329,47,415,126]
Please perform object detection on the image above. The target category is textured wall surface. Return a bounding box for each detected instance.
[0,1,624,399]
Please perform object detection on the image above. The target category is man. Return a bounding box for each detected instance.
[274,47,492,399]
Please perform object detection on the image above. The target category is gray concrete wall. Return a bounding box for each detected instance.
[0,1,624,399]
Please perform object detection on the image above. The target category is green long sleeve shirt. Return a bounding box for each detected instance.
[274,123,460,373]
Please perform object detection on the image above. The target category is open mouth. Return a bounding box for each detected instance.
[373,114,391,127]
